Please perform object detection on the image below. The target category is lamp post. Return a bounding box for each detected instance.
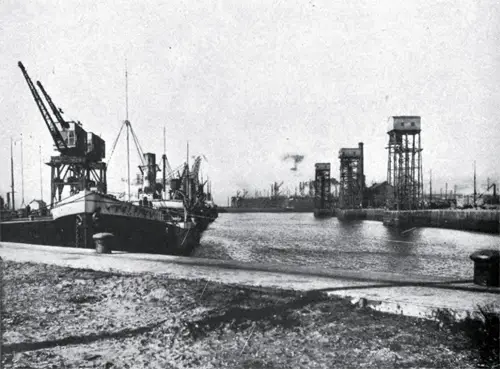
[39,145,43,201]
[20,134,24,206]
[13,135,24,208]
[10,137,15,211]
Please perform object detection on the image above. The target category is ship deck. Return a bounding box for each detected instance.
[0,216,54,224]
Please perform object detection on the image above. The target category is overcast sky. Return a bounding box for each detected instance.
[1,0,499,206]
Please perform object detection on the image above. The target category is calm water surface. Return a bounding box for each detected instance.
[194,213,500,279]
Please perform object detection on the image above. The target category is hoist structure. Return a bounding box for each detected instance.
[386,116,423,210]
[18,62,106,207]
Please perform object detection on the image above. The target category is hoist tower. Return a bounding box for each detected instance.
[339,143,364,209]
[314,163,332,217]
[18,62,107,207]
[386,116,423,210]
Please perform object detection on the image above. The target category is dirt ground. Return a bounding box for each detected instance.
[1,261,494,368]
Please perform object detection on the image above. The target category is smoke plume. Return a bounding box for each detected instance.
[282,153,305,171]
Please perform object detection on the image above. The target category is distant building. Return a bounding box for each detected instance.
[364,181,394,208]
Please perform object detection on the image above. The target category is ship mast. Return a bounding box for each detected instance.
[106,60,146,202]
[10,137,15,210]
[186,141,190,202]
[163,126,166,199]
[473,160,477,208]
[126,61,130,201]
[39,145,43,201]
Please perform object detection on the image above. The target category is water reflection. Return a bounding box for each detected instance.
[195,213,500,279]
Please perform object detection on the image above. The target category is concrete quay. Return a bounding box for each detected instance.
[1,241,498,321]
[382,209,500,234]
[336,208,499,234]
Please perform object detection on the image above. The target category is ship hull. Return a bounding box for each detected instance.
[0,191,201,256]
[313,208,334,218]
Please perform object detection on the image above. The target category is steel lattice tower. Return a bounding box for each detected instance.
[339,143,364,209]
[386,116,423,210]
[314,163,332,216]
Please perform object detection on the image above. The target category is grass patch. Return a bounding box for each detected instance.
[433,304,499,367]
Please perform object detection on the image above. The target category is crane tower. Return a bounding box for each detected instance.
[18,62,107,207]
[386,116,423,210]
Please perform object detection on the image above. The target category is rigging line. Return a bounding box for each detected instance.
[107,121,126,165]
[124,121,143,164]
[121,119,143,165]
[129,124,146,159]
[164,163,185,180]
[133,133,144,160]
[164,152,173,174]
[133,127,146,159]
[130,127,145,165]
[165,171,180,181]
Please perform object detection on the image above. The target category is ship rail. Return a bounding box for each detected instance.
[0,214,54,223]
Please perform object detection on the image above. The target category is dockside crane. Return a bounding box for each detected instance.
[18,61,107,206]
[36,80,70,130]
[18,62,69,154]
[190,156,202,194]
[271,181,284,198]
[477,179,498,206]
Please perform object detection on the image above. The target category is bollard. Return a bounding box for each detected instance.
[93,232,114,254]
[470,249,499,287]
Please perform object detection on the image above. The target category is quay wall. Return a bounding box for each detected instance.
[382,209,499,234]
[336,208,499,234]
[219,207,310,213]
[364,209,385,221]
[335,208,384,221]
[221,207,498,234]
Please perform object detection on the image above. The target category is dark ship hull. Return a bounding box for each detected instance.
[192,204,219,232]
[313,208,334,217]
[230,196,314,212]
[0,191,201,256]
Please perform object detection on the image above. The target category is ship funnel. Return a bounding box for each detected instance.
[142,153,157,194]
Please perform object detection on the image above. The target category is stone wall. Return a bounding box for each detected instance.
[335,208,499,234]
[335,208,385,221]
[382,209,500,234]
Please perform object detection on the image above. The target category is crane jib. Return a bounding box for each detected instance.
[18,61,69,152]
[36,81,70,130]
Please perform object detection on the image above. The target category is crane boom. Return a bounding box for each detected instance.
[190,156,202,190]
[163,154,173,175]
[18,62,68,152]
[36,81,70,129]
[190,156,202,179]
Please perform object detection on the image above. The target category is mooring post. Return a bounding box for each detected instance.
[93,232,114,254]
[470,250,499,287]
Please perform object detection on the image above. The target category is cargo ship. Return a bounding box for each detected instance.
[228,181,314,212]
[1,190,199,255]
[226,195,313,213]
[156,153,218,232]
[0,61,208,255]
[227,178,337,213]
